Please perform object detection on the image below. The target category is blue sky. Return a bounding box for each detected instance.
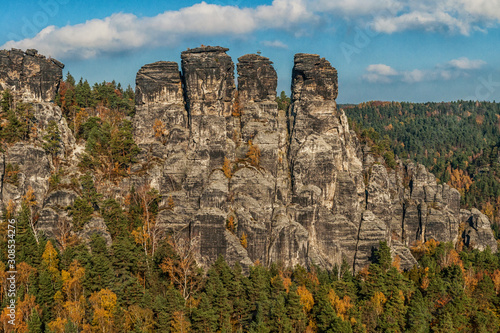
[2,0,500,103]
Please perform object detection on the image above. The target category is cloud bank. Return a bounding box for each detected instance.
[363,57,487,83]
[2,0,500,59]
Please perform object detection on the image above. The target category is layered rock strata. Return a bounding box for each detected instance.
[0,47,496,273]
[131,46,497,272]
[0,48,64,101]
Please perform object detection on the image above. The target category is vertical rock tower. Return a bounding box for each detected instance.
[131,46,496,272]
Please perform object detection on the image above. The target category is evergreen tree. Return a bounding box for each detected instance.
[191,293,218,333]
[27,309,42,333]
[406,289,431,332]
[287,284,308,333]
[84,234,114,293]
[270,292,292,333]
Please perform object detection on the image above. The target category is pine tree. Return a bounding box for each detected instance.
[287,284,308,333]
[205,270,232,332]
[84,234,114,293]
[27,309,42,333]
[191,293,217,333]
[270,292,292,333]
[406,289,431,332]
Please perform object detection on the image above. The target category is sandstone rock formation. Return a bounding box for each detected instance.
[0,48,64,102]
[131,46,497,272]
[0,47,497,273]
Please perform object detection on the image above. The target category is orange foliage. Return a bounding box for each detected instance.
[89,289,117,332]
[447,166,473,196]
[153,119,167,143]
[232,91,241,117]
[222,157,232,178]
[226,215,235,233]
[392,255,401,272]
[160,237,200,301]
[171,311,191,333]
[48,317,68,333]
[246,140,261,167]
[491,269,500,294]
[370,291,387,316]
[421,267,430,290]
[328,289,353,320]
[240,232,248,249]
[62,260,85,302]
[411,239,439,258]
[297,285,314,313]
[168,196,175,210]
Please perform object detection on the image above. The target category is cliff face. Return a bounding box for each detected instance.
[131,46,497,272]
[0,48,64,101]
[0,47,497,273]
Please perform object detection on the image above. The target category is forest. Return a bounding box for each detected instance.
[343,100,500,235]
[0,77,500,332]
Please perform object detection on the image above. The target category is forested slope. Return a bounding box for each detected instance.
[344,101,500,232]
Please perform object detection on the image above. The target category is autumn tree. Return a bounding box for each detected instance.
[89,288,117,333]
[160,236,201,301]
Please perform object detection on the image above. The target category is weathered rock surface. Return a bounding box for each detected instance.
[0,48,63,101]
[0,47,497,273]
[128,47,497,272]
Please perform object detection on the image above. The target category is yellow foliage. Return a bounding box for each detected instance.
[64,299,85,328]
[222,157,232,178]
[491,269,500,294]
[153,119,167,143]
[328,289,353,320]
[5,200,16,220]
[90,289,117,313]
[62,260,85,302]
[447,167,473,196]
[421,267,430,290]
[48,317,68,333]
[42,241,60,279]
[226,215,235,233]
[392,255,401,271]
[232,91,241,117]
[246,140,261,167]
[22,186,37,207]
[168,196,175,210]
[124,305,155,333]
[297,285,314,313]
[89,289,117,332]
[370,291,387,315]
[240,232,248,249]
[281,273,292,293]
[171,311,191,333]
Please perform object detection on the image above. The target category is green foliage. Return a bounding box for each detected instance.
[42,120,62,156]
[4,163,19,185]
[345,100,500,224]
[0,91,34,145]
[69,197,93,230]
[78,116,139,179]
[276,90,291,111]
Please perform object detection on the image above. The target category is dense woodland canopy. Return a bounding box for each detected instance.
[343,100,500,236]
[0,79,500,332]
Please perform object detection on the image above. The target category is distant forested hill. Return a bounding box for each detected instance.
[344,101,500,231]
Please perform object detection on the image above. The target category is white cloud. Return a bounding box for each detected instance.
[261,40,289,49]
[364,57,487,84]
[364,0,500,35]
[3,0,500,59]
[448,57,486,70]
[402,69,427,83]
[363,64,399,82]
[308,0,402,16]
[1,0,315,59]
[371,10,471,35]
